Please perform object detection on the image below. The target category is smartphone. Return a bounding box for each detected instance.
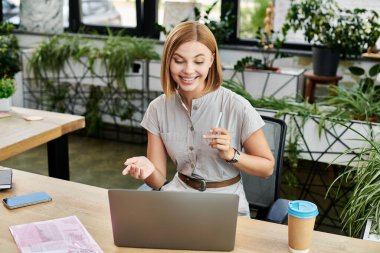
[3,192,52,209]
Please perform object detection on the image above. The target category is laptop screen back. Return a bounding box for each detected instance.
[108,190,239,251]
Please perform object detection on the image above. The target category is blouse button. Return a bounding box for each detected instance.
[190,163,195,168]
[190,126,194,131]
[189,146,194,151]
[193,105,198,110]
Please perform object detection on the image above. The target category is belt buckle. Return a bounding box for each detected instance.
[197,179,206,192]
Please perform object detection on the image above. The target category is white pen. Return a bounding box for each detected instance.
[215,111,223,128]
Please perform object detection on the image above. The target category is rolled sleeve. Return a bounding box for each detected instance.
[141,98,161,136]
[240,103,265,144]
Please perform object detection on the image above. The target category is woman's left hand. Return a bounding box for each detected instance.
[203,128,234,161]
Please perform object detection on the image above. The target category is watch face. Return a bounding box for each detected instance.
[227,149,240,163]
[233,149,240,163]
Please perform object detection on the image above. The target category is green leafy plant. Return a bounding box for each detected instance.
[28,33,160,89]
[322,64,380,122]
[282,0,380,58]
[27,34,93,82]
[233,56,269,72]
[0,22,20,78]
[100,34,160,88]
[323,85,380,122]
[348,63,380,92]
[222,79,320,119]
[27,33,160,136]
[0,77,16,98]
[327,128,380,237]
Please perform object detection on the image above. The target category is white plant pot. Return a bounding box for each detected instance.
[0,97,12,111]
[223,67,304,100]
[363,220,380,242]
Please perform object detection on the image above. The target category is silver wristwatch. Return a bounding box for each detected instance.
[226,148,240,164]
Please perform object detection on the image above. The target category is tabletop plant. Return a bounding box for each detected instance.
[0,77,16,98]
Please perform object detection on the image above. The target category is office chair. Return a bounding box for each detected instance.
[241,115,289,224]
[138,115,289,224]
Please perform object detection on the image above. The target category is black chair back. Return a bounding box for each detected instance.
[241,115,287,219]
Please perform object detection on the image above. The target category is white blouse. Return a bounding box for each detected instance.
[141,86,265,215]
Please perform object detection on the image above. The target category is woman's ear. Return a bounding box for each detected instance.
[209,53,215,68]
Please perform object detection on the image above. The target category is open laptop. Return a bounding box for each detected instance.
[108,189,239,251]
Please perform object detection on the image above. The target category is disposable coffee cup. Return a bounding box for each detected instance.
[288,200,318,253]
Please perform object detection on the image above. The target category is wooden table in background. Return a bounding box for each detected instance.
[0,107,85,180]
[1,168,379,253]
[362,53,380,59]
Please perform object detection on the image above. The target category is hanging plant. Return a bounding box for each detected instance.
[27,34,94,81]
[100,34,160,88]
[27,33,160,137]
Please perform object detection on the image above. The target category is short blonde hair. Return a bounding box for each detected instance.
[161,21,223,96]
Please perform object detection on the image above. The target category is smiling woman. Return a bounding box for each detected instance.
[122,21,274,217]
[169,41,214,104]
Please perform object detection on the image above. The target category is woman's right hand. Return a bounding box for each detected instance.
[122,156,155,180]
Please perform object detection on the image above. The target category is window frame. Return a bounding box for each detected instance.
[0,1,3,22]
[0,0,314,52]
[223,0,311,51]
[68,0,146,36]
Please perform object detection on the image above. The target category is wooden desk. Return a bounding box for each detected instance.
[1,168,379,253]
[0,107,85,180]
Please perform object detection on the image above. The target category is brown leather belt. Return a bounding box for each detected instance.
[178,173,241,192]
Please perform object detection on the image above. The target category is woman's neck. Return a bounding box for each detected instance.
[178,89,205,111]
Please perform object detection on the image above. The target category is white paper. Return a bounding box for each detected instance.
[9,216,103,253]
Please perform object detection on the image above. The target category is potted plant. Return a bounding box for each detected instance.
[0,22,19,112]
[0,77,16,111]
[282,0,380,76]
